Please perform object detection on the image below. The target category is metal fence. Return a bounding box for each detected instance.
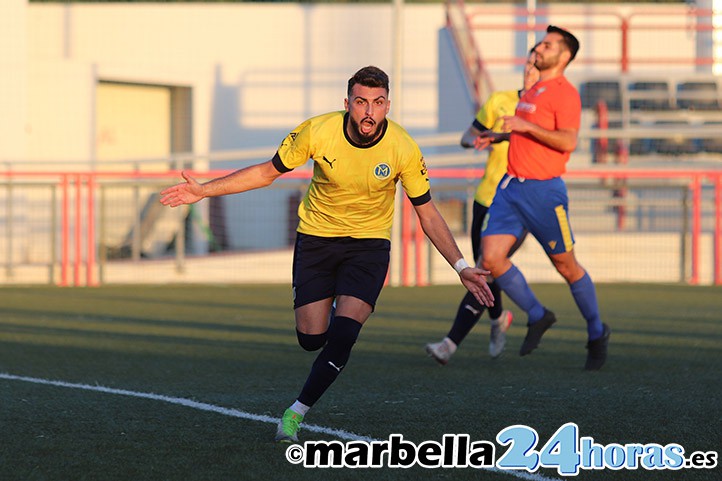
[1,164,720,287]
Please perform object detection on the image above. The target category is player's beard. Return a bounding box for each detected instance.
[534,52,560,71]
[349,116,382,145]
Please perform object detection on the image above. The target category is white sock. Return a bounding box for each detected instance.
[443,337,457,355]
[290,400,310,417]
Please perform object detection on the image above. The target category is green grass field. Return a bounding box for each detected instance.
[0,283,719,481]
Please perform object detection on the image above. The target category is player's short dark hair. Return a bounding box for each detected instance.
[547,25,579,63]
[347,66,390,97]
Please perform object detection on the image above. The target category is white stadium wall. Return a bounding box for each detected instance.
[13,1,710,163]
[0,0,28,163]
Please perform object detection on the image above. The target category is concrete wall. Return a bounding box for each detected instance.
[7,2,708,165]
[0,0,28,163]
[21,2,447,164]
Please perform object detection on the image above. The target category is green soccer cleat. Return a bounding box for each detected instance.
[275,408,304,443]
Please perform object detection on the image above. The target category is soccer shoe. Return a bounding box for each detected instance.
[585,323,611,371]
[519,309,557,356]
[275,408,304,443]
[489,310,513,358]
[425,338,455,365]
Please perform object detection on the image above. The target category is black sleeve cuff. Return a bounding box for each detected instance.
[408,190,432,206]
[271,152,292,173]
[472,119,489,131]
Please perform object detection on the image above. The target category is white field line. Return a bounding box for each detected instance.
[0,372,560,481]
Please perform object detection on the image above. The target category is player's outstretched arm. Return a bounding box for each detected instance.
[159,160,283,208]
[159,171,205,207]
[413,200,494,307]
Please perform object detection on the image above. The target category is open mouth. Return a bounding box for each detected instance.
[360,118,375,136]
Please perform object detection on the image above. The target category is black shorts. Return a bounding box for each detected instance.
[292,233,390,310]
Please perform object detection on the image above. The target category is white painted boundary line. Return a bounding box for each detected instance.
[0,372,560,481]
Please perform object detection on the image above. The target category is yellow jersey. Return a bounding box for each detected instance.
[473,89,521,207]
[273,111,430,240]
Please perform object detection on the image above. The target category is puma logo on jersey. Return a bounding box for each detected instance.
[281,132,298,147]
[323,156,337,169]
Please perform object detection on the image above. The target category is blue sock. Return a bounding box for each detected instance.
[570,272,604,340]
[495,265,546,324]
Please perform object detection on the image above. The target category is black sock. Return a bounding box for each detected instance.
[487,281,504,320]
[297,316,361,407]
[447,291,486,346]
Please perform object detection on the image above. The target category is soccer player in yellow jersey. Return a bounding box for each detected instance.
[160,66,494,442]
[426,47,539,364]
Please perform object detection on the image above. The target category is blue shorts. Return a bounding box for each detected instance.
[292,233,390,309]
[482,175,575,255]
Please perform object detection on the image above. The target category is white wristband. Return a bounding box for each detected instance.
[453,258,470,275]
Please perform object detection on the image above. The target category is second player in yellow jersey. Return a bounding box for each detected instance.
[470,89,520,207]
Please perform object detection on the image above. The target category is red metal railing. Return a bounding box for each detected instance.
[464,5,716,71]
[445,1,718,105]
[1,168,720,286]
[426,167,722,286]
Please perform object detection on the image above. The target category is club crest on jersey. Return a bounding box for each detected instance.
[374,163,392,180]
[517,102,536,113]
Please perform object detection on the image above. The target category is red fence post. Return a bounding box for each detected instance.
[620,17,629,73]
[402,197,413,287]
[74,174,82,287]
[690,177,702,285]
[60,174,70,287]
[714,174,721,286]
[415,212,426,287]
[87,174,96,287]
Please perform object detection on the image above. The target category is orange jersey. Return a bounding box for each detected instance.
[507,76,581,180]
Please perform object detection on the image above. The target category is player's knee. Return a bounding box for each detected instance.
[296,329,327,351]
[551,257,583,283]
[481,257,500,274]
[556,266,575,283]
